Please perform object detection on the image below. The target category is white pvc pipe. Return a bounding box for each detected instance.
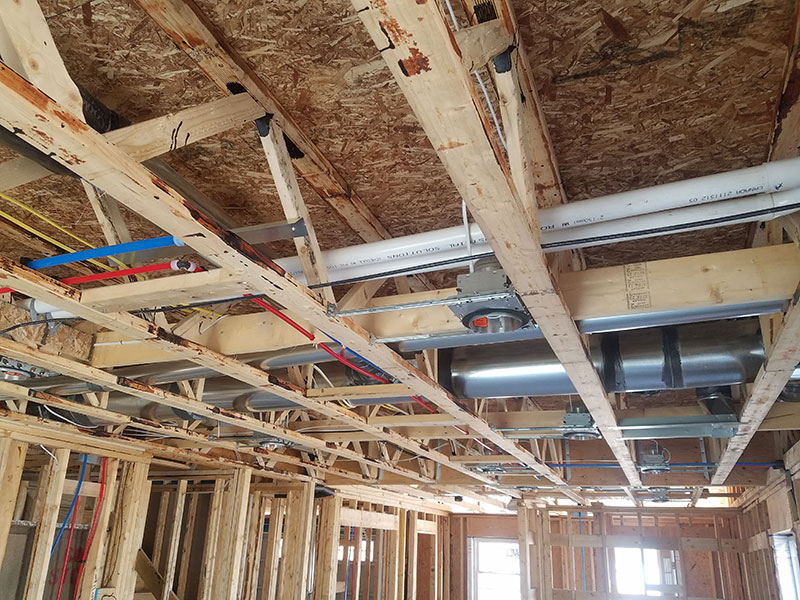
[274,224,489,281]
[539,156,800,232]
[272,158,800,283]
[277,188,800,284]
[16,298,74,320]
[16,162,800,317]
[543,187,800,252]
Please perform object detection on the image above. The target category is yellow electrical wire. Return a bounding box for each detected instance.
[0,191,129,270]
[0,205,116,272]
[0,191,220,317]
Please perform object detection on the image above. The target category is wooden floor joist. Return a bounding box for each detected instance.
[0,12,797,588]
[0,63,581,498]
[351,0,641,486]
[711,4,800,485]
[0,337,448,485]
[712,286,800,484]
[131,0,434,292]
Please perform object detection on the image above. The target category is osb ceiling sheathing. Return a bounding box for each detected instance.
[0,0,794,275]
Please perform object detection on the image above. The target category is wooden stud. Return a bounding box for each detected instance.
[102,460,152,599]
[351,525,364,600]
[176,492,200,598]
[198,478,225,600]
[278,482,315,600]
[79,458,121,599]
[23,447,70,600]
[152,490,172,571]
[210,469,252,600]
[407,510,419,600]
[243,492,269,600]
[0,438,26,567]
[160,479,188,599]
[262,497,286,600]
[313,494,344,600]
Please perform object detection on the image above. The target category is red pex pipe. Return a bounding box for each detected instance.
[0,261,188,293]
[61,262,178,284]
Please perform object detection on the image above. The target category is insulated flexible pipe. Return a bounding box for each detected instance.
[20,319,785,426]
[443,320,767,398]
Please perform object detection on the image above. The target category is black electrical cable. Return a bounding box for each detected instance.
[0,316,80,336]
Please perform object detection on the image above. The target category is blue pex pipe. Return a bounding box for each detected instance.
[26,235,184,270]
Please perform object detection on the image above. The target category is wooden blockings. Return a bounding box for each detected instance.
[91,244,800,368]
[340,507,400,530]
